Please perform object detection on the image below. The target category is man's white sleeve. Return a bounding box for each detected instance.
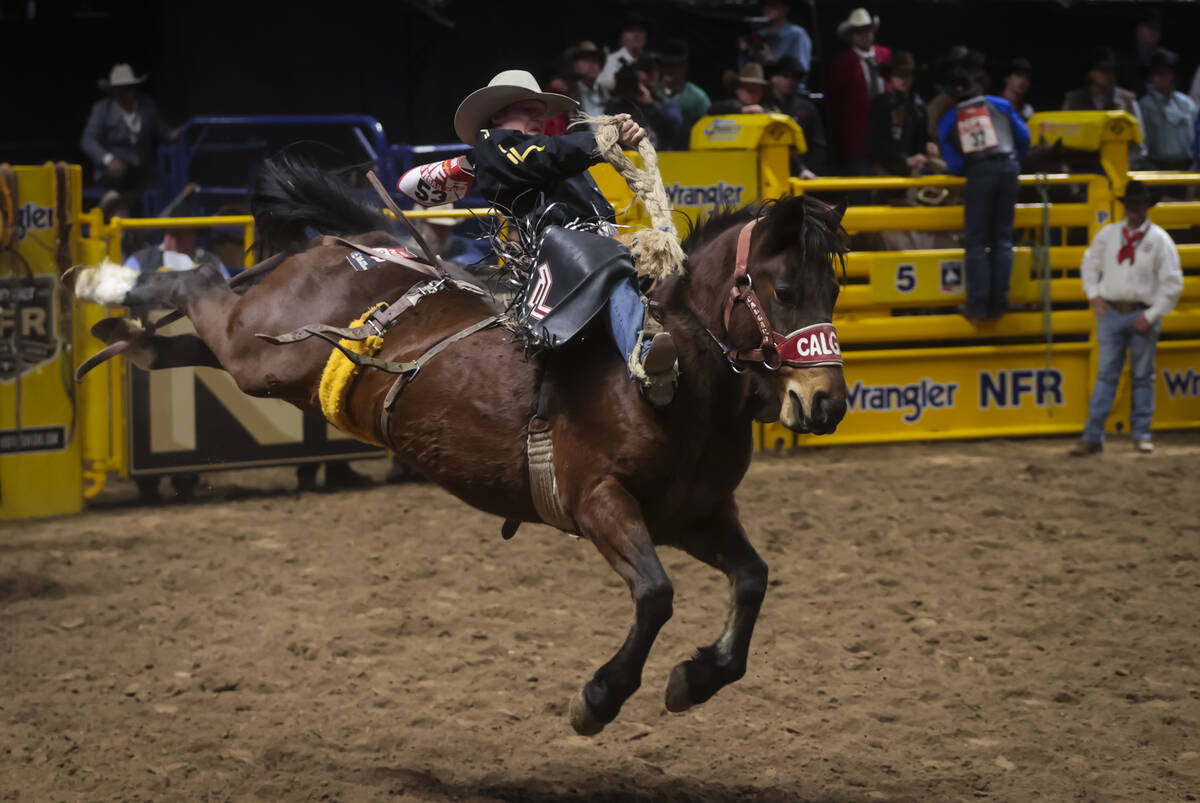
[1080,226,1107,300]
[1145,230,1184,324]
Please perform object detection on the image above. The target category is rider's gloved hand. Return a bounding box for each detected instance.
[397,156,475,206]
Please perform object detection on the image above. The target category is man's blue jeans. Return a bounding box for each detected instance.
[1082,308,1162,444]
[963,155,1021,318]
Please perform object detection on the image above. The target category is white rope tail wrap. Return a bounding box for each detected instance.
[574,114,685,281]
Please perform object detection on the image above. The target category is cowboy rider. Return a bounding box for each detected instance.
[397,70,677,407]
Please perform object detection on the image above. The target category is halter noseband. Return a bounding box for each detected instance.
[715,219,843,372]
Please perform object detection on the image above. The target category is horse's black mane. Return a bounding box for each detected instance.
[680,204,765,255]
[250,153,392,254]
[682,196,848,275]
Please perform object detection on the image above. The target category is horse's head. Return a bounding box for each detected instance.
[682,195,848,435]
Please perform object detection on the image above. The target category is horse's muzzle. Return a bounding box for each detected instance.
[779,366,847,436]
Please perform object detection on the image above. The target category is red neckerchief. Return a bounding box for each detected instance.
[1118,225,1145,265]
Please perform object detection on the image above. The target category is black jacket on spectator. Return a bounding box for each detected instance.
[80,95,174,186]
[603,96,682,152]
[472,128,613,226]
[770,90,829,175]
[868,88,931,176]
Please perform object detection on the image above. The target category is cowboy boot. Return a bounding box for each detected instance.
[632,297,677,407]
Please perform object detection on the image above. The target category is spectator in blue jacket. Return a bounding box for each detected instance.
[740,0,813,81]
[937,68,1030,323]
[1140,50,1198,171]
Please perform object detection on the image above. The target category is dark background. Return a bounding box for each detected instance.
[4,0,1199,167]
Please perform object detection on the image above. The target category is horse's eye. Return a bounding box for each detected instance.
[775,287,799,307]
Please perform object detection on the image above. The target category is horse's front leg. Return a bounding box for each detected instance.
[569,477,674,736]
[665,501,768,713]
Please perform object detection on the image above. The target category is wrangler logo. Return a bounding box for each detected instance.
[846,378,959,423]
[1163,368,1199,398]
[665,182,744,209]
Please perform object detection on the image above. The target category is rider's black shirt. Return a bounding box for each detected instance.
[471,128,615,227]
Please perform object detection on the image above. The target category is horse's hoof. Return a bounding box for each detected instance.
[568,691,606,736]
[664,662,695,713]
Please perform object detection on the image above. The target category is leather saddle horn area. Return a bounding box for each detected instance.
[515,225,637,348]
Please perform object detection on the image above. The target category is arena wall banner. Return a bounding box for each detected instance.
[759,341,1200,449]
[124,315,382,475]
[0,163,84,519]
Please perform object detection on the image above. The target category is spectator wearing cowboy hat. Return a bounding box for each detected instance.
[1139,49,1198,171]
[1063,47,1150,167]
[1063,46,1146,125]
[738,0,812,79]
[658,39,711,144]
[1071,180,1183,456]
[827,8,891,176]
[81,64,176,195]
[709,62,771,115]
[1000,58,1035,122]
[937,67,1029,323]
[766,55,827,177]
[868,51,937,178]
[565,41,609,117]
[926,48,986,140]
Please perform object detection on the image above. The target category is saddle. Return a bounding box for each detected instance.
[513,225,636,349]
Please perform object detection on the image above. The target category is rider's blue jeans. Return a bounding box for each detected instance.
[607,279,646,375]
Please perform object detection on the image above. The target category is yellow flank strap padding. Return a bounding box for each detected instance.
[318,303,388,447]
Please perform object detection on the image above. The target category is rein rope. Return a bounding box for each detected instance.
[575,115,685,281]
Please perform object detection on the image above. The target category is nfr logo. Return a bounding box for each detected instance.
[979,369,1064,409]
[0,276,60,383]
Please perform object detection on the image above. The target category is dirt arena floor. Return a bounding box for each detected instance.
[3,432,1199,802]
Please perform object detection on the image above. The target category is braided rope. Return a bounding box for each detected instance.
[573,115,685,280]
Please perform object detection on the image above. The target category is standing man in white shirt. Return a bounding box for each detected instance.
[1071,181,1184,455]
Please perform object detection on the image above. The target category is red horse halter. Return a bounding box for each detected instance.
[718,219,843,371]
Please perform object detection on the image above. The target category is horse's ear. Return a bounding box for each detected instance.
[833,199,848,223]
[763,195,807,254]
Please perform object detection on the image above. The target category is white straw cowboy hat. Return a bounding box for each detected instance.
[453,70,577,145]
[98,63,147,90]
[837,8,880,39]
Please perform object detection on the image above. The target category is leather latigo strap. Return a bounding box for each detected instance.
[257,279,448,346]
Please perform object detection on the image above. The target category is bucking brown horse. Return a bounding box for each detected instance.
[70,156,849,735]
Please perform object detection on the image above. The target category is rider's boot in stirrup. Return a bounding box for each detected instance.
[633,300,677,407]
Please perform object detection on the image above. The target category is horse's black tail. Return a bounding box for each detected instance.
[249,152,391,254]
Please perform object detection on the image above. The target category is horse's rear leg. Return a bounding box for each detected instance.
[569,477,674,736]
[122,266,306,398]
[664,504,768,713]
[91,318,221,370]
